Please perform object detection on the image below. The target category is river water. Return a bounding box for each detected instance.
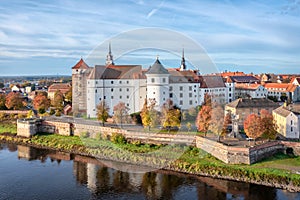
[0,143,299,200]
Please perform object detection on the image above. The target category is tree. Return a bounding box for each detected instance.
[0,94,7,110]
[52,90,64,111]
[140,99,159,131]
[196,94,212,136]
[244,113,263,145]
[208,104,225,141]
[260,109,277,140]
[96,100,110,126]
[5,92,24,110]
[0,82,4,88]
[65,87,72,103]
[113,102,129,127]
[222,112,232,135]
[161,99,181,132]
[33,93,51,114]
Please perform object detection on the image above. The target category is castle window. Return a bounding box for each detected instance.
[120,88,122,92]
[96,81,98,84]
[95,89,97,93]
[104,96,106,99]
[163,98,165,101]
[163,92,165,95]
[111,81,114,84]
[170,93,173,98]
[111,88,113,92]
[127,95,129,99]
[127,103,129,107]
[179,100,183,105]
[151,78,155,83]
[127,88,129,92]
[127,81,129,84]
[120,96,122,99]
[153,92,155,94]
[189,86,192,91]
[189,100,193,105]
[162,78,166,83]
[169,86,172,91]
[111,96,114,99]
[180,86,183,91]
[119,81,122,84]
[180,93,183,98]
[189,93,192,97]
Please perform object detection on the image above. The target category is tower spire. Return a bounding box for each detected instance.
[106,42,114,65]
[180,48,186,71]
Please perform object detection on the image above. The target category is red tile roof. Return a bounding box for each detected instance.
[263,83,298,92]
[48,83,71,94]
[235,83,262,90]
[72,58,89,69]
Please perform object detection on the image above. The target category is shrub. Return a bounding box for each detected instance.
[38,108,46,114]
[0,113,7,120]
[55,110,61,117]
[18,113,26,119]
[80,131,89,138]
[95,132,102,140]
[49,108,55,115]
[111,132,126,144]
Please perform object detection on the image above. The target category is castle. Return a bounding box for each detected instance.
[72,45,233,118]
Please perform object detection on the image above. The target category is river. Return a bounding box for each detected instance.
[0,142,299,200]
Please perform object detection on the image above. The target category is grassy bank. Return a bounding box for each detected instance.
[0,122,17,134]
[0,131,300,191]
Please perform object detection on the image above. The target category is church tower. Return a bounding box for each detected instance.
[180,48,186,71]
[105,42,114,65]
[145,57,170,110]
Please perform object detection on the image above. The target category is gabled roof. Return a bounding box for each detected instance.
[291,77,300,85]
[220,71,245,78]
[226,98,279,109]
[72,58,90,69]
[199,75,225,88]
[146,58,169,75]
[273,106,292,117]
[89,64,143,79]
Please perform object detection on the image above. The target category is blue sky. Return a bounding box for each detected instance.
[0,0,300,75]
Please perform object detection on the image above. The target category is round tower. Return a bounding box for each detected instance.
[145,58,170,110]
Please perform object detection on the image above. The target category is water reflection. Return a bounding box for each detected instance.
[0,143,299,200]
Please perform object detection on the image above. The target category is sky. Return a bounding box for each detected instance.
[0,0,300,76]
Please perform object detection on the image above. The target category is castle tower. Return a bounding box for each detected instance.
[105,42,114,65]
[72,58,91,116]
[145,57,170,110]
[180,48,186,71]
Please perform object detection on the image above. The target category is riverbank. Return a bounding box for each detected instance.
[1,131,300,192]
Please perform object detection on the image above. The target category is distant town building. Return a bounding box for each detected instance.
[48,83,71,100]
[235,83,267,99]
[225,98,279,132]
[263,83,300,102]
[273,103,300,139]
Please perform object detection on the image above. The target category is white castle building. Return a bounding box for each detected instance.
[72,45,230,118]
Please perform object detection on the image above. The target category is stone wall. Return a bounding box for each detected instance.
[196,137,285,164]
[17,119,40,137]
[40,120,71,136]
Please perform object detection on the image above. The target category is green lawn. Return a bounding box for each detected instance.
[0,123,17,134]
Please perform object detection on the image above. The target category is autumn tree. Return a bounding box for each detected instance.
[0,94,7,110]
[140,99,159,131]
[222,112,232,135]
[196,94,212,136]
[244,113,263,145]
[96,100,110,126]
[5,92,24,110]
[65,87,72,103]
[33,92,51,114]
[161,99,181,132]
[113,102,129,128]
[52,90,64,111]
[208,104,225,141]
[260,109,277,140]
